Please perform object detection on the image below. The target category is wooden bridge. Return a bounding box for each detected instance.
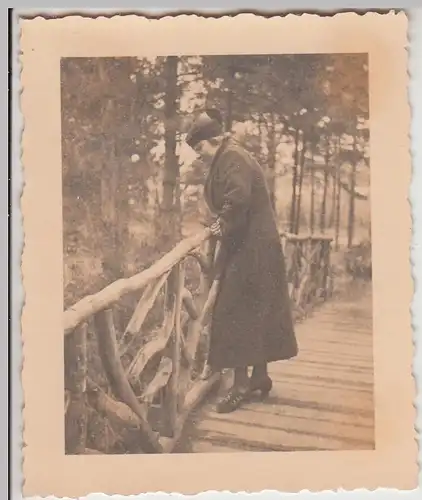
[179,282,374,453]
[63,228,373,455]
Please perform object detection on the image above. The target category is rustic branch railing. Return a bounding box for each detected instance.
[64,229,332,455]
[281,232,333,320]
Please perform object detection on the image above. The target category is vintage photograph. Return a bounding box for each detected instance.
[21,13,415,497]
[62,53,373,455]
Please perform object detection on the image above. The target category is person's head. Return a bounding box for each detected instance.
[185,108,225,163]
[191,135,225,162]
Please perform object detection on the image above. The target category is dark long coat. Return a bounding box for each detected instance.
[204,138,298,370]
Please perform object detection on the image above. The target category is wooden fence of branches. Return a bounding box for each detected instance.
[64,229,333,454]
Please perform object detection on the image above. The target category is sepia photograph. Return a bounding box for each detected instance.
[20,13,415,497]
[62,52,373,455]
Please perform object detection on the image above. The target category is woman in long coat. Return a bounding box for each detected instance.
[185,109,298,413]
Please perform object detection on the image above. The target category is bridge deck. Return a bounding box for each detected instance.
[180,283,374,453]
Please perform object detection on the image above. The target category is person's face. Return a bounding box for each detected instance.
[193,140,218,164]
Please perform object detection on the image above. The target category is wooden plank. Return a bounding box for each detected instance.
[281,364,373,383]
[275,365,373,387]
[309,312,372,320]
[286,370,371,389]
[195,418,371,451]
[298,347,373,363]
[305,315,372,325]
[193,431,328,452]
[190,441,243,454]
[289,358,374,373]
[296,341,373,356]
[297,337,373,351]
[240,401,374,429]
[299,336,373,349]
[307,315,372,324]
[253,387,373,415]
[298,333,372,343]
[269,369,373,391]
[319,307,372,315]
[207,407,374,445]
[268,373,373,394]
[298,343,372,356]
[296,318,373,334]
[306,326,373,336]
[310,305,372,314]
[296,316,372,326]
[279,363,374,380]
[262,388,373,415]
[294,350,374,368]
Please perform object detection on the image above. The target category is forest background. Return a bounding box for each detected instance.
[61,53,371,311]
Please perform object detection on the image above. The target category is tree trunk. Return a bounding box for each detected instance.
[347,134,357,248]
[100,94,121,280]
[310,152,316,234]
[289,129,300,233]
[226,92,233,131]
[294,137,307,234]
[329,137,338,228]
[335,141,342,250]
[161,56,180,249]
[267,111,277,213]
[258,114,267,165]
[319,136,330,234]
[225,58,235,131]
[139,121,151,209]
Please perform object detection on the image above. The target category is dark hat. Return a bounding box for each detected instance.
[185,108,224,148]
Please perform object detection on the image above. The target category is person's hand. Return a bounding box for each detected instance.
[210,219,223,237]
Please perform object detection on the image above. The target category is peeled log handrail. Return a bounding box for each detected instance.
[280,231,333,242]
[64,228,211,336]
[64,228,332,336]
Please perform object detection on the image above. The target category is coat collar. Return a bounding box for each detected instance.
[204,136,237,214]
[209,135,239,172]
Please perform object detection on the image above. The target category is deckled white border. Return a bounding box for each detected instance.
[11,8,24,500]
[12,7,422,500]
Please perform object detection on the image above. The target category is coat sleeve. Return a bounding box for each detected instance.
[216,156,252,238]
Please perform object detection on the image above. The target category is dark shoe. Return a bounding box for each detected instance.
[249,376,273,400]
[216,388,248,413]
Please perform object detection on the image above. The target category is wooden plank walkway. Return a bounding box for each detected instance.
[179,282,374,453]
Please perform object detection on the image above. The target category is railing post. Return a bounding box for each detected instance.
[204,237,217,288]
[93,308,163,453]
[160,265,179,437]
[322,240,332,299]
[169,261,185,431]
[64,322,88,454]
